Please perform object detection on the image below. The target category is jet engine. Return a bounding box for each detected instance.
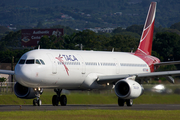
[114,79,144,99]
[14,82,36,99]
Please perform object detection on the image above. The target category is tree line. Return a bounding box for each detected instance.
[2,20,180,64]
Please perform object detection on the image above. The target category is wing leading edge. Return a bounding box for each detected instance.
[0,70,15,75]
[97,70,180,84]
[154,61,180,66]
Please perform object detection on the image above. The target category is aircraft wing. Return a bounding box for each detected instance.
[97,70,180,84]
[0,70,15,75]
[154,61,180,66]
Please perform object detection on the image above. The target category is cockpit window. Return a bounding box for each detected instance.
[26,59,35,64]
[19,59,44,65]
[40,59,45,65]
[19,59,25,64]
[36,59,41,64]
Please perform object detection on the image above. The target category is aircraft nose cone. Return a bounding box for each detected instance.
[15,65,32,85]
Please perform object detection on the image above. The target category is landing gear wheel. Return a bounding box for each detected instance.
[37,99,42,106]
[33,99,42,106]
[52,95,59,106]
[118,98,125,106]
[60,95,67,106]
[126,99,133,107]
[33,99,37,106]
[52,89,68,106]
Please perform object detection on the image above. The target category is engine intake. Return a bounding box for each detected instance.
[115,79,144,99]
[14,82,36,99]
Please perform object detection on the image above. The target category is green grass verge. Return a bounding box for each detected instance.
[1,91,180,120]
[1,110,180,120]
[1,91,180,105]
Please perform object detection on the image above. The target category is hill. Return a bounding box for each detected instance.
[0,0,180,29]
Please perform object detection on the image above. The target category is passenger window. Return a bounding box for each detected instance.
[36,59,41,64]
[26,59,35,64]
[19,59,25,64]
[40,59,45,65]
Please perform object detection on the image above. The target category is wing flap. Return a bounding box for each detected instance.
[97,70,180,84]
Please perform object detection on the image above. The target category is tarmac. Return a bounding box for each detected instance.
[1,104,180,111]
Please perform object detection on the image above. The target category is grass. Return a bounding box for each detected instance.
[1,91,180,105]
[1,89,180,120]
[0,92,118,105]
[1,110,180,120]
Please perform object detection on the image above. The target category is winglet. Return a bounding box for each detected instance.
[135,2,156,55]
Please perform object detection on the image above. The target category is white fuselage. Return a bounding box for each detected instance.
[14,49,150,90]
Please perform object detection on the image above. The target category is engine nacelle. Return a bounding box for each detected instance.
[14,82,36,99]
[115,79,144,99]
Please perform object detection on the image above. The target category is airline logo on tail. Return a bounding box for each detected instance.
[135,2,156,55]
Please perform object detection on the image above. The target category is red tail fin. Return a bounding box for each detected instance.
[135,2,156,55]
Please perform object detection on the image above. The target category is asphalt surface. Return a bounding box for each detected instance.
[1,104,180,111]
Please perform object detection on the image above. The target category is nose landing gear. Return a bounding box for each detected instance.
[52,89,67,106]
[33,88,43,106]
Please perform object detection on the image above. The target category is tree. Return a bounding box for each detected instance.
[38,35,65,49]
[38,35,52,49]
[73,30,101,50]
[63,33,76,49]
[0,42,7,51]
[153,32,180,61]
[107,34,138,52]
[126,25,143,36]
[112,27,124,34]
[170,22,180,31]
[0,77,7,82]
[0,30,21,47]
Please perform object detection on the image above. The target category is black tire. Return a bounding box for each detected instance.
[37,99,42,106]
[33,99,37,106]
[126,99,133,107]
[52,95,59,106]
[118,98,124,106]
[60,95,67,106]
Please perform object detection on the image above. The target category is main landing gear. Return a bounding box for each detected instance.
[33,88,43,106]
[118,98,133,107]
[52,89,67,106]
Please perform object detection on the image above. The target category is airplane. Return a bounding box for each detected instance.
[1,2,180,107]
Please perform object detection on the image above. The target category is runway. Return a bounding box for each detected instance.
[1,104,180,111]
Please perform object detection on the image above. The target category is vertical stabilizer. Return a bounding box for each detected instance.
[135,2,156,55]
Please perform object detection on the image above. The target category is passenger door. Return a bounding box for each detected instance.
[47,53,57,74]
